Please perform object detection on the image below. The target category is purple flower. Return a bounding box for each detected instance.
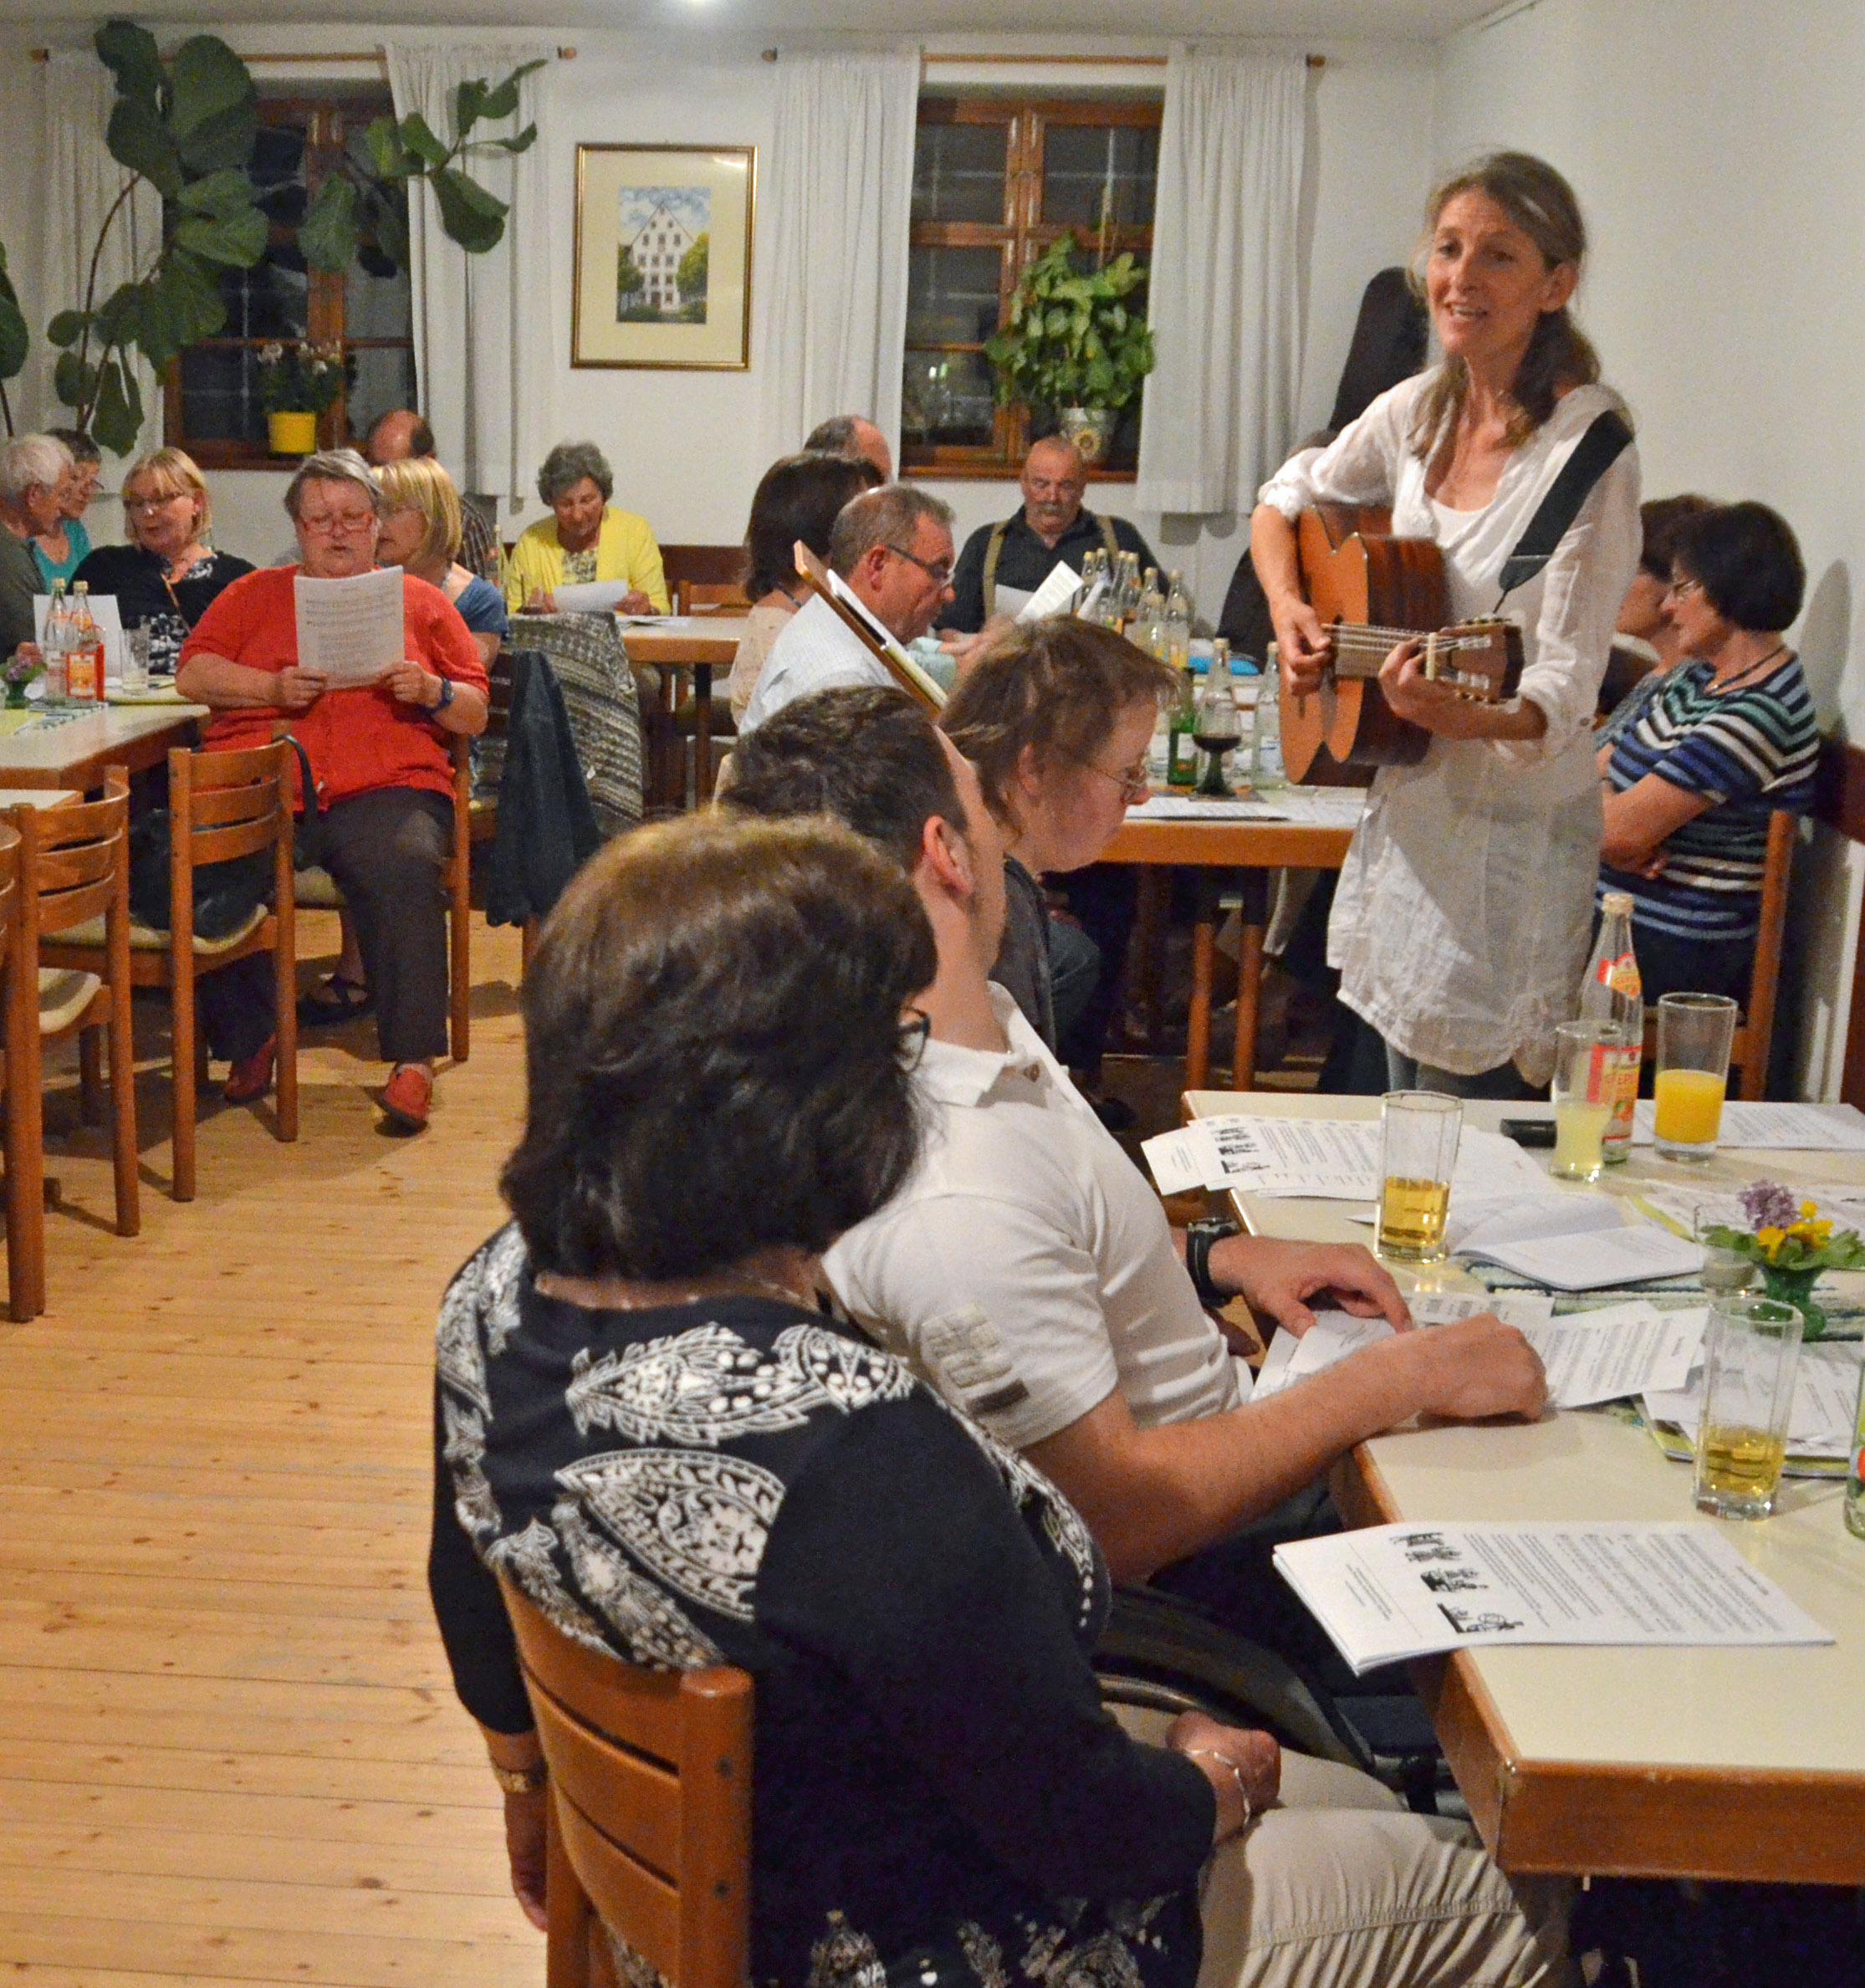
[1740,1180,1799,1232]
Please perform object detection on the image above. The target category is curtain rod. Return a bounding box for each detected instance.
[760,49,1325,69]
[32,45,578,62]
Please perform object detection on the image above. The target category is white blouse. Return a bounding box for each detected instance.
[1258,371,1642,1081]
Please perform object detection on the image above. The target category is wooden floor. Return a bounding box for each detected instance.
[0,911,539,1988]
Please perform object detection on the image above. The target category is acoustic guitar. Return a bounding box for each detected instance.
[1278,504,1524,784]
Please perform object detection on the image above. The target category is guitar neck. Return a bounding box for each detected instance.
[1325,623,1500,684]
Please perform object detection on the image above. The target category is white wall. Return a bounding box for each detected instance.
[1435,0,1865,1098]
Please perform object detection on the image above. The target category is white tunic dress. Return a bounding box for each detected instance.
[1258,371,1642,1082]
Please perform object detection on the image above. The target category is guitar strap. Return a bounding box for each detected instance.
[1493,409,1634,606]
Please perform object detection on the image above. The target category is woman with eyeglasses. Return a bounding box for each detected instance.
[71,447,254,677]
[1597,501,1817,1004]
[176,449,488,1130]
[941,621,1176,1053]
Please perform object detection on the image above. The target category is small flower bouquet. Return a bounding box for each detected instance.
[256,340,346,416]
[3,645,43,708]
[1703,1181,1865,1339]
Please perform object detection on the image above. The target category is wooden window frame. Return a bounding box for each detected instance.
[902,95,1160,483]
[163,93,416,470]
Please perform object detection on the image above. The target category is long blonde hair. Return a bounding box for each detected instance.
[373,454,462,568]
[1408,151,1602,459]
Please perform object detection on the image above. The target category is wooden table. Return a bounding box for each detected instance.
[1187,1086,1865,1884]
[1104,791,1362,1091]
[0,702,207,791]
[617,615,748,805]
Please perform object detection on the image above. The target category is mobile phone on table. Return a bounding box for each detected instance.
[1500,1117,1556,1147]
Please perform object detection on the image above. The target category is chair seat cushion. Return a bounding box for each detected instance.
[38,967,100,1035]
[59,902,270,956]
[294,866,346,908]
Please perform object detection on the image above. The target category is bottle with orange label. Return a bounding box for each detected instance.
[1577,890,1643,1163]
[65,583,105,702]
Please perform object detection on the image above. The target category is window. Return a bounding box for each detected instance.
[902,96,1160,480]
[163,89,416,468]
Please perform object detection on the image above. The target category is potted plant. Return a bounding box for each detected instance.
[1702,1181,1865,1341]
[984,238,1155,467]
[258,341,345,455]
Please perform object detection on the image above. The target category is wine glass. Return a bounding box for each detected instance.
[1193,674,1242,795]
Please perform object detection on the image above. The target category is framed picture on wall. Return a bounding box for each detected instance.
[572,144,756,370]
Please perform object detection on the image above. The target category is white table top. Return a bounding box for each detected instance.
[0,701,207,774]
[1187,1088,1865,1877]
[0,789,77,810]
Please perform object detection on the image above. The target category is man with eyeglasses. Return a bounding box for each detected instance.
[943,435,1159,636]
[738,483,958,738]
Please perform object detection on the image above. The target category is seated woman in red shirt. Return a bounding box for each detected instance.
[178,449,488,1132]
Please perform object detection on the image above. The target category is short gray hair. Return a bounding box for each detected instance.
[0,433,74,505]
[828,483,954,578]
[284,448,383,521]
[537,440,613,506]
[804,415,863,456]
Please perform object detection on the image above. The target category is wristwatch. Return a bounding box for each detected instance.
[431,675,455,713]
[1185,1214,1243,1311]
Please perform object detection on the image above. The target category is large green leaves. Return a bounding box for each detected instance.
[168,35,257,174]
[985,237,1154,414]
[0,247,27,385]
[107,95,183,198]
[299,176,360,273]
[91,356,144,457]
[175,205,267,266]
[433,168,508,253]
[94,19,162,105]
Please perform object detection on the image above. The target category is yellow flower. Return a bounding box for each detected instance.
[1801,1201,1819,1219]
[1790,1219,1833,1246]
[1757,1225,1786,1258]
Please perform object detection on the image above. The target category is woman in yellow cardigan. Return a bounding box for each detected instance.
[503,439,670,613]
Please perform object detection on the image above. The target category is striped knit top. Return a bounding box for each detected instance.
[1598,653,1816,942]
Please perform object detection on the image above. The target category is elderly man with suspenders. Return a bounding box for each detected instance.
[943,435,1159,636]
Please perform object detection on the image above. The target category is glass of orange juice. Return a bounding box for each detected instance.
[1653,992,1739,1161]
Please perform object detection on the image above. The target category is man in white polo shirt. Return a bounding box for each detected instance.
[738,483,956,737]
[725,687,1549,1658]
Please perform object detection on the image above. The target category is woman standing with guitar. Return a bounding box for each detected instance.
[1252,152,1641,1096]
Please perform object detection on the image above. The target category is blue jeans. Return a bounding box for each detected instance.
[1382,1045,1538,1101]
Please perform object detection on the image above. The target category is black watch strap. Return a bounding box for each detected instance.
[1185,1215,1242,1311]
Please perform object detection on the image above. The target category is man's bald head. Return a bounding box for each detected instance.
[365,409,436,466]
[1019,436,1087,546]
[805,414,893,483]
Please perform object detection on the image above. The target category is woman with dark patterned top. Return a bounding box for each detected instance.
[71,447,254,677]
[429,813,1571,1988]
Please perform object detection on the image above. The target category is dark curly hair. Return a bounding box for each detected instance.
[744,451,881,601]
[940,620,1178,826]
[1673,501,1805,634]
[502,814,935,1280]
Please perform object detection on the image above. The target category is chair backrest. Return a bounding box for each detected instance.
[677,580,752,616]
[9,772,131,947]
[502,621,644,839]
[0,822,21,974]
[661,544,749,598]
[499,1578,752,1988]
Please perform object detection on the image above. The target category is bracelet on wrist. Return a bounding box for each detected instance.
[489,1756,548,1795]
[1185,1216,1242,1312]
[1183,1745,1254,1831]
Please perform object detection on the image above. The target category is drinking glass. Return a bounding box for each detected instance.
[1377,1091,1463,1262]
[1550,1020,1619,1182]
[1694,1205,1756,1295]
[1653,992,1739,1160]
[1693,1294,1802,1519]
[1193,676,1242,796]
[120,626,151,696]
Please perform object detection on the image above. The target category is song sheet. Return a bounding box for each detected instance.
[1449,1193,1704,1290]
[1636,1182,1865,1238]
[293,569,403,685]
[1014,561,1083,623]
[1273,1520,1833,1674]
[549,580,642,613]
[1253,1300,1701,1409]
[1142,1115,1548,1200]
[1124,795,1290,823]
[34,590,126,677]
[1631,1101,1865,1151]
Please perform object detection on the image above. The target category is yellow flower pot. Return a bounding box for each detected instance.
[268,411,319,456]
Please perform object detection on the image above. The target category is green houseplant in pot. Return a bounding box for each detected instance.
[984,238,1155,467]
[257,341,345,455]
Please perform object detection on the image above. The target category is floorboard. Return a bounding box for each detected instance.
[0,910,537,1985]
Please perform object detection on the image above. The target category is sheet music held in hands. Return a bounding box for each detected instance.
[1273,1520,1832,1674]
[293,568,403,685]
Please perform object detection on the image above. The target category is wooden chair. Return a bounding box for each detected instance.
[677,579,752,616]
[466,652,543,974]
[498,1579,753,1988]
[4,775,139,1321]
[46,743,299,1204]
[1637,807,1796,1101]
[294,743,475,1065]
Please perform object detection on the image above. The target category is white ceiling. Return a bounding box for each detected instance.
[0,1,1504,43]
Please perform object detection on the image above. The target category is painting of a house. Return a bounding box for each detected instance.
[616,187,713,323]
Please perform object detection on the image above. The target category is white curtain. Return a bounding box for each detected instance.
[754,50,918,468]
[1133,50,1309,517]
[386,41,554,503]
[40,50,163,464]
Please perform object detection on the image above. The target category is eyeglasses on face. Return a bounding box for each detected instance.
[125,492,189,514]
[1665,574,1704,600]
[1072,755,1152,802]
[299,511,379,538]
[898,1011,932,1069]
[886,543,954,588]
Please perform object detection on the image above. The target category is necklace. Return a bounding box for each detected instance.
[1712,641,1788,693]
[537,1268,818,1314]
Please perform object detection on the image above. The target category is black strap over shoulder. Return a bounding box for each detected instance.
[1494,409,1634,603]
